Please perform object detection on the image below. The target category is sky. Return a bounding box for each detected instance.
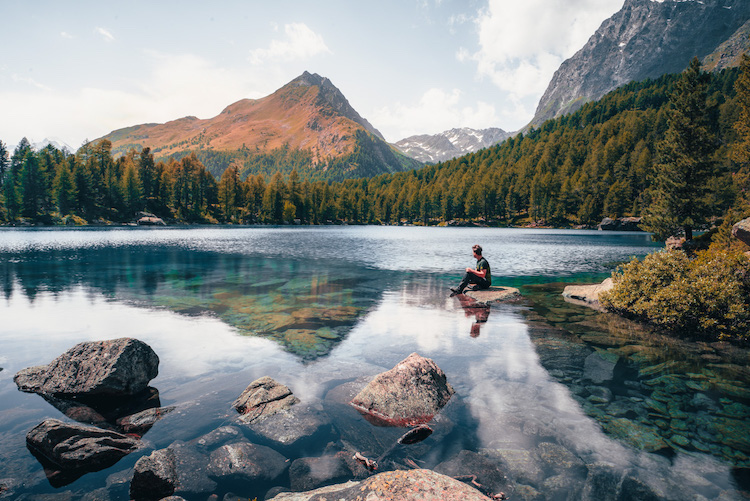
[0,0,625,151]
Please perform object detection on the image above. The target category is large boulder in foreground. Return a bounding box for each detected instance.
[27,418,139,471]
[268,468,493,500]
[350,353,454,427]
[14,338,159,397]
[232,376,300,424]
[733,217,750,247]
[130,448,177,501]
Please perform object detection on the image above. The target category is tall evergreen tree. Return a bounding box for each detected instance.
[643,58,718,241]
[731,53,750,207]
[53,158,77,216]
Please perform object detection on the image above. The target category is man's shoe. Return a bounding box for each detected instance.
[449,287,461,296]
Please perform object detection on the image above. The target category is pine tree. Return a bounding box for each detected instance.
[731,53,750,208]
[643,58,718,241]
[53,159,77,216]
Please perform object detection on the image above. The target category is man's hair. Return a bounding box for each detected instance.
[472,244,482,255]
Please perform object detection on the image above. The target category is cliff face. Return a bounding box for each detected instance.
[531,0,750,128]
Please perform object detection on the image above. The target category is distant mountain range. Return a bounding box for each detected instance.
[394,127,510,164]
[99,72,419,180]
[530,0,750,128]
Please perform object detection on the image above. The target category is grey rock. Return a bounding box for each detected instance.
[268,468,494,500]
[130,448,177,501]
[193,425,244,452]
[349,352,454,427]
[26,418,139,471]
[14,338,159,397]
[232,376,300,424]
[289,454,352,492]
[116,405,175,436]
[207,441,288,484]
[732,217,750,246]
[531,0,750,127]
[169,443,217,497]
[243,401,334,450]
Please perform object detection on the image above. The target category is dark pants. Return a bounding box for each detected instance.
[458,272,490,293]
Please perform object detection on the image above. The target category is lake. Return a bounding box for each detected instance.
[0,226,748,500]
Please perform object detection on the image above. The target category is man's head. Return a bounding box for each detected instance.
[472,244,482,257]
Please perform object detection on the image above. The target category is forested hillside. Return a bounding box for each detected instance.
[1,59,748,232]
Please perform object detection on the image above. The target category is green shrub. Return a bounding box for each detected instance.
[600,249,750,341]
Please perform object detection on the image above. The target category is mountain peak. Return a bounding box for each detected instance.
[530,0,750,127]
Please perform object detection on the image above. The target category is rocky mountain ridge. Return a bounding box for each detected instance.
[395,127,510,164]
[531,0,750,128]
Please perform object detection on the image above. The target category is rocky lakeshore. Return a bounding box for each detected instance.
[5,335,713,501]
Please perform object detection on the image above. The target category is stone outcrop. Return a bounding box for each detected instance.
[462,286,521,306]
[561,278,613,311]
[732,217,750,246]
[350,353,454,427]
[14,338,159,397]
[26,418,139,471]
[268,468,493,500]
[232,376,300,424]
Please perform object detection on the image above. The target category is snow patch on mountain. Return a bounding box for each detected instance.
[395,127,510,164]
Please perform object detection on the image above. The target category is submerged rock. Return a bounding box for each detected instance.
[350,353,454,427]
[289,454,353,492]
[434,450,508,498]
[232,376,300,424]
[14,338,159,397]
[26,418,139,472]
[242,401,334,450]
[268,468,493,500]
[207,440,288,484]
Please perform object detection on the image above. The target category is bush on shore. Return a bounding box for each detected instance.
[600,249,750,342]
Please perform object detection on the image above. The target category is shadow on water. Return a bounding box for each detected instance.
[0,245,393,361]
[522,281,750,471]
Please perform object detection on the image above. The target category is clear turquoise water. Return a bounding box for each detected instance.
[0,226,747,500]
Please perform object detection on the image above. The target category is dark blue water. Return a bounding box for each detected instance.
[0,226,747,500]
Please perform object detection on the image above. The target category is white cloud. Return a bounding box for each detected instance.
[371,88,500,141]
[249,23,331,65]
[467,0,624,98]
[11,73,51,91]
[60,31,74,39]
[0,51,287,148]
[95,26,115,42]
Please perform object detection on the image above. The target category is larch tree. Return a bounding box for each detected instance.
[643,57,718,241]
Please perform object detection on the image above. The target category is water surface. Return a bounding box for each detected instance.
[0,226,747,500]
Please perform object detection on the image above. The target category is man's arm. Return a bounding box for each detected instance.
[465,267,487,279]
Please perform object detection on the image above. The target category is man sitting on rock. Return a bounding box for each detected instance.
[451,244,491,296]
